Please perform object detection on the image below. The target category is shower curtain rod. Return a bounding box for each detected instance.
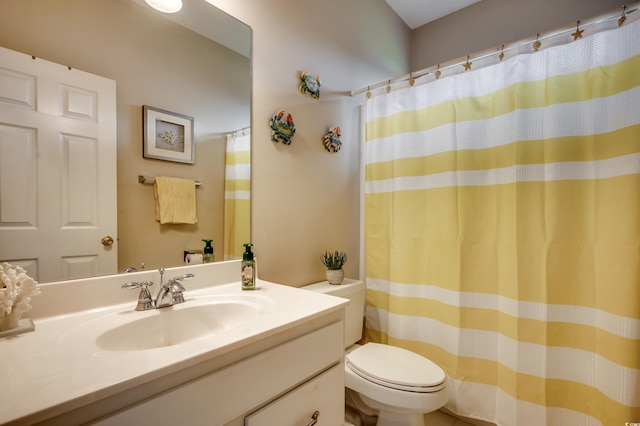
[350,3,638,97]
[228,126,250,136]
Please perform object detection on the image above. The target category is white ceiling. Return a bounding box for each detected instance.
[385,0,482,29]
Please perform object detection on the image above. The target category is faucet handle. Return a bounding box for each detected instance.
[168,275,188,303]
[169,273,194,282]
[122,281,155,311]
[169,281,186,304]
[122,280,153,289]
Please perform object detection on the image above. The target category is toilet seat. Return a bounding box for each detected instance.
[346,343,445,393]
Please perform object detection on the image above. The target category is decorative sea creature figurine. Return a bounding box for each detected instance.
[323,126,342,153]
[0,262,40,331]
[269,110,296,145]
[298,70,321,99]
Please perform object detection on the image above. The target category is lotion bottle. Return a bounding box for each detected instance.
[241,243,256,290]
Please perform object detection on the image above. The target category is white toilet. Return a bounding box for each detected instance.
[304,279,448,426]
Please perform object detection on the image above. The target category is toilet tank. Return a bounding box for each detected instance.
[303,279,365,347]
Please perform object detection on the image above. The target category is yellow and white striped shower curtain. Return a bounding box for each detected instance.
[364,14,640,426]
[223,131,251,260]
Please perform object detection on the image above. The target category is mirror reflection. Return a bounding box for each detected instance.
[0,0,251,283]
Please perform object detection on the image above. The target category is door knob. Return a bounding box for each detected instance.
[101,236,114,246]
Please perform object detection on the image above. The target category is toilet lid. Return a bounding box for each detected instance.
[346,343,445,392]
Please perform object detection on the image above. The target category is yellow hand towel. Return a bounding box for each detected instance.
[154,176,198,224]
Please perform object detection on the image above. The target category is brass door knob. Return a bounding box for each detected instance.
[101,236,114,246]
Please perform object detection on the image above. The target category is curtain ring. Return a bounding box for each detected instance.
[435,64,441,79]
[499,44,505,61]
[366,86,371,99]
[386,80,391,93]
[409,72,415,86]
[533,34,541,52]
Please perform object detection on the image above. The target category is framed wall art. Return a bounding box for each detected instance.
[143,105,195,164]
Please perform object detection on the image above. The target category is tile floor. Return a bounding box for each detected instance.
[345,408,494,426]
[424,410,474,426]
[425,409,495,426]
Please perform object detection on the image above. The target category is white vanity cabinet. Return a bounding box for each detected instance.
[92,320,345,426]
[1,268,349,426]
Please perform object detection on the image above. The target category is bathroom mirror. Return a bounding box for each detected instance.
[0,0,251,283]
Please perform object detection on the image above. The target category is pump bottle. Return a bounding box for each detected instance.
[202,239,214,263]
[241,243,256,290]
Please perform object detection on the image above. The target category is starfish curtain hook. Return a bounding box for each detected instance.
[463,55,472,71]
[571,20,583,41]
[618,5,627,27]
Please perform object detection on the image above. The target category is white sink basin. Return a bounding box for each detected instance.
[58,293,275,352]
[97,299,262,351]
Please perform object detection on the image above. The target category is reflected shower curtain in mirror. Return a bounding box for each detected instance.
[224,130,250,260]
[363,14,640,426]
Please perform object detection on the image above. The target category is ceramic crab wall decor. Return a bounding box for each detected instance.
[269,110,296,145]
[323,126,342,153]
[298,70,321,99]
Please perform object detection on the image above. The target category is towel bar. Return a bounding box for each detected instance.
[138,175,202,187]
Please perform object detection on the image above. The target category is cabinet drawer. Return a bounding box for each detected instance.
[245,364,344,426]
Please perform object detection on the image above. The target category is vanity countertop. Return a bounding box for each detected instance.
[0,278,348,425]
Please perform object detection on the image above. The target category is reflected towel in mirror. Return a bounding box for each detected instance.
[154,176,198,224]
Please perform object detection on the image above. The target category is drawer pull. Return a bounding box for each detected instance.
[306,410,320,426]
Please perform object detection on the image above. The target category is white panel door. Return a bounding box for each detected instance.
[0,46,117,282]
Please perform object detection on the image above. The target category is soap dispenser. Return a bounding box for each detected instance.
[241,243,256,290]
[202,239,214,263]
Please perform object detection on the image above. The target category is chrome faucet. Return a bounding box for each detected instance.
[122,268,194,311]
[123,262,146,273]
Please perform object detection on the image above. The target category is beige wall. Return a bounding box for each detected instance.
[410,0,627,70]
[208,0,411,286]
[0,0,250,274]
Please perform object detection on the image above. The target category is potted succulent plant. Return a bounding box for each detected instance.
[321,250,347,285]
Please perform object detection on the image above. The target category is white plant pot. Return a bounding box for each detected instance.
[326,268,344,285]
